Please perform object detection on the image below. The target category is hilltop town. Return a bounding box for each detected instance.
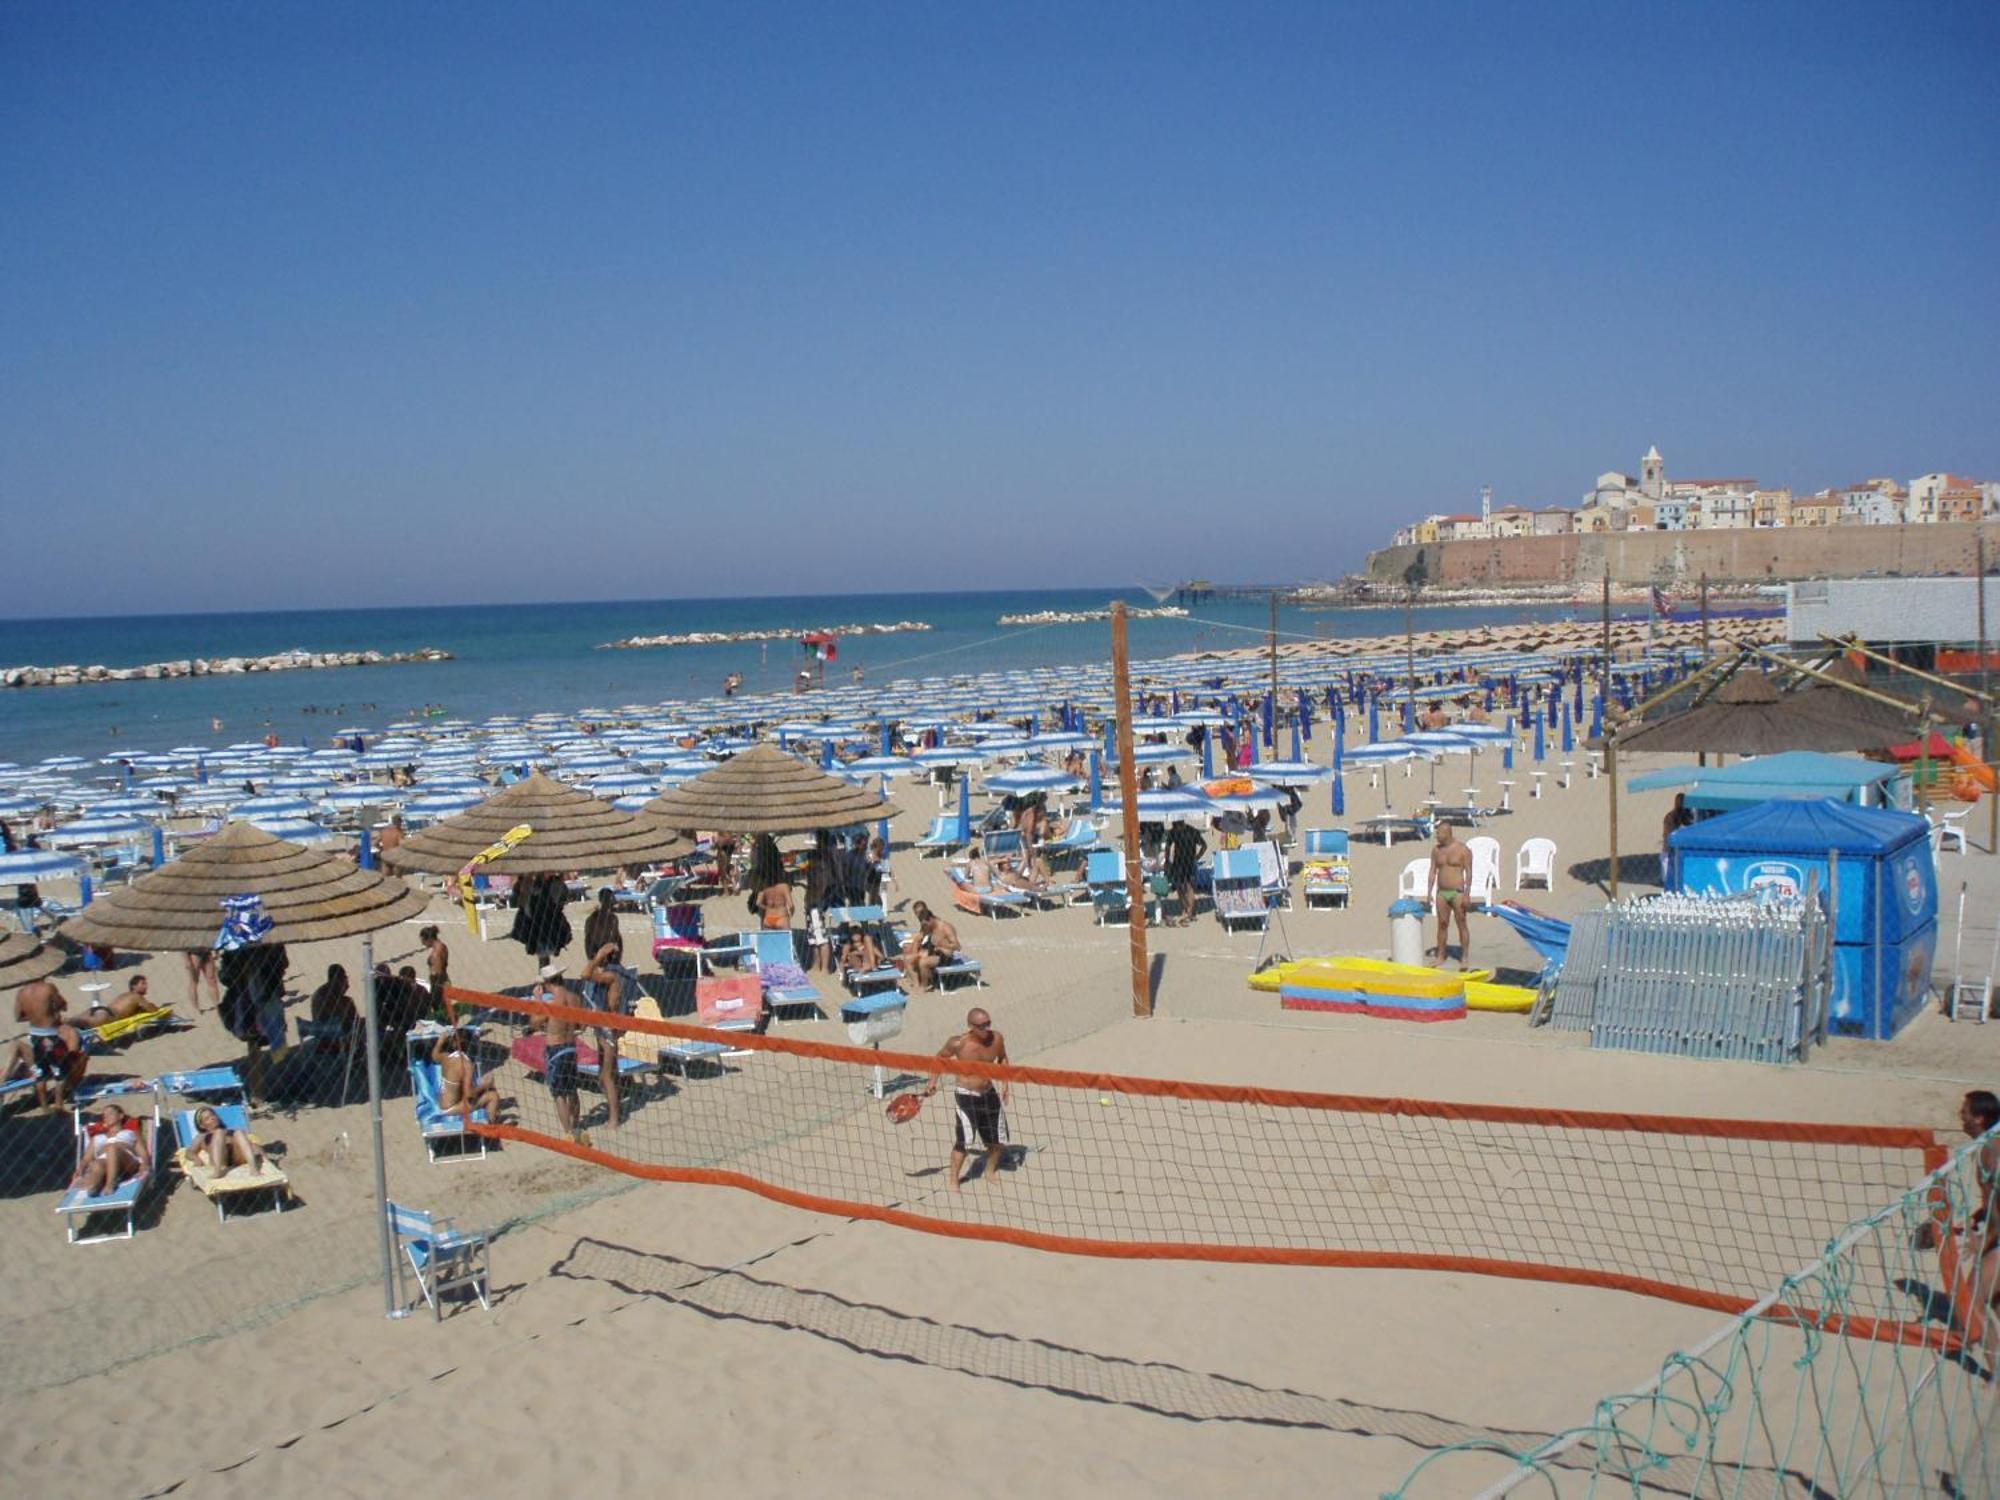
[1389,447,1999,546]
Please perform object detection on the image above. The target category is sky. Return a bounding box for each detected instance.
[3,1,1996,616]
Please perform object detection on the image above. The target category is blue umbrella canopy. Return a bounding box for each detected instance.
[1245,760,1332,786]
[1095,788,1217,824]
[984,765,1085,795]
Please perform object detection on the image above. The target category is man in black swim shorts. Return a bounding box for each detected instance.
[924,1006,1010,1191]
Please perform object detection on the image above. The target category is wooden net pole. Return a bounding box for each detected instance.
[1111,602,1152,1018]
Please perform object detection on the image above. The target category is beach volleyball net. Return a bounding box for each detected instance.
[1388,1128,2000,1498]
[447,987,1944,1323]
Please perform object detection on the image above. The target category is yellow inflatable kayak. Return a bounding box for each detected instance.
[1250,956,1535,1014]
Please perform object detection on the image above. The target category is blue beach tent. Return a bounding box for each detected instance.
[1669,798,1937,1040]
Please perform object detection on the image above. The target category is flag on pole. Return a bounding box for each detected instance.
[1650,584,1670,618]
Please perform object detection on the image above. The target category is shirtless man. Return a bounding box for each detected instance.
[908,903,964,992]
[418,925,450,1000]
[923,1007,1010,1190]
[530,963,591,1143]
[376,815,404,855]
[1428,822,1473,967]
[1422,702,1451,731]
[9,980,86,1109]
[577,942,626,1131]
[431,1028,504,1124]
[79,974,159,1026]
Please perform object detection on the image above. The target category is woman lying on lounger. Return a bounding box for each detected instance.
[187,1104,264,1175]
[72,1102,149,1196]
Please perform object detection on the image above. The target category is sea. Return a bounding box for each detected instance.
[0,588,1623,766]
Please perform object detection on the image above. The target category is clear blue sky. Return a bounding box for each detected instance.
[3,1,1995,615]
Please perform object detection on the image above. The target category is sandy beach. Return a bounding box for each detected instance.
[4,721,1997,1499]
[0,696,1992,1500]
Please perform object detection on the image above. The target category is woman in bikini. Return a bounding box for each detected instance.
[72,1102,149,1197]
[187,1104,264,1174]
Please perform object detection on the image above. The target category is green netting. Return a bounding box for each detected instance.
[1387,1129,2000,1498]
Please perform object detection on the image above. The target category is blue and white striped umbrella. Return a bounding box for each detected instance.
[38,756,89,770]
[232,795,315,819]
[611,794,657,812]
[1208,787,1286,813]
[321,785,397,810]
[1108,742,1193,767]
[85,796,172,817]
[405,790,486,817]
[1095,789,1217,824]
[242,815,342,846]
[44,814,151,846]
[589,773,660,795]
[843,756,924,778]
[1344,741,1423,764]
[984,766,1084,795]
[0,794,45,817]
[0,849,85,881]
[1245,760,1333,786]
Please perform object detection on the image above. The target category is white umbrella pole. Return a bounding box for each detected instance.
[360,935,405,1318]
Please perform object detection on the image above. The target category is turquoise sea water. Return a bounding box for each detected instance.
[0,589,1610,764]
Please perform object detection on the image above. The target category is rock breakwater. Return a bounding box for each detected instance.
[602,621,931,650]
[2,646,452,689]
[999,606,1189,626]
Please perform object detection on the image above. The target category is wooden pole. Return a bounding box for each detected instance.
[1700,572,1711,661]
[1110,602,1151,1018]
[1607,735,1620,898]
[1821,634,2000,705]
[1982,535,1995,855]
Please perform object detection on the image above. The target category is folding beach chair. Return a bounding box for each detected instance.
[1250,840,1291,911]
[651,902,708,963]
[1087,849,1131,927]
[746,929,824,1020]
[389,1202,492,1320]
[1212,848,1268,932]
[1301,829,1351,910]
[1041,817,1102,867]
[172,1102,291,1222]
[913,816,965,856]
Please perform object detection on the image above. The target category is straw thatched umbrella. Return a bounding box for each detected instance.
[380,770,692,875]
[1616,669,1916,756]
[0,931,65,989]
[58,821,430,951]
[641,744,898,834]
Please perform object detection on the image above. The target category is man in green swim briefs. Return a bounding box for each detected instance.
[1428,822,1473,968]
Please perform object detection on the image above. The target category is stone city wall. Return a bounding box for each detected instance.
[1366,520,2000,588]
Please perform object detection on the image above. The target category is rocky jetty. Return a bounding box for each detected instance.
[1,646,452,689]
[602,621,931,650]
[998,606,1189,626]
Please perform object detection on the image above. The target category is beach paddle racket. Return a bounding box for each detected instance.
[885,1092,925,1124]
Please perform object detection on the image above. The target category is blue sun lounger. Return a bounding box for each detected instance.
[408,1054,489,1165]
[172,1102,292,1222]
[55,1088,162,1245]
[746,929,824,1020]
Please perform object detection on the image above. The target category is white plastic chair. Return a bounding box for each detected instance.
[1935,810,1969,856]
[1515,837,1556,891]
[1397,857,1431,899]
[1465,836,1501,902]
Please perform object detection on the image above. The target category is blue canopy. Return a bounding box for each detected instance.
[1667,796,1928,859]
[1630,751,1905,812]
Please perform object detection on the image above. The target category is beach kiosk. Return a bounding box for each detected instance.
[1669,798,1936,1040]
